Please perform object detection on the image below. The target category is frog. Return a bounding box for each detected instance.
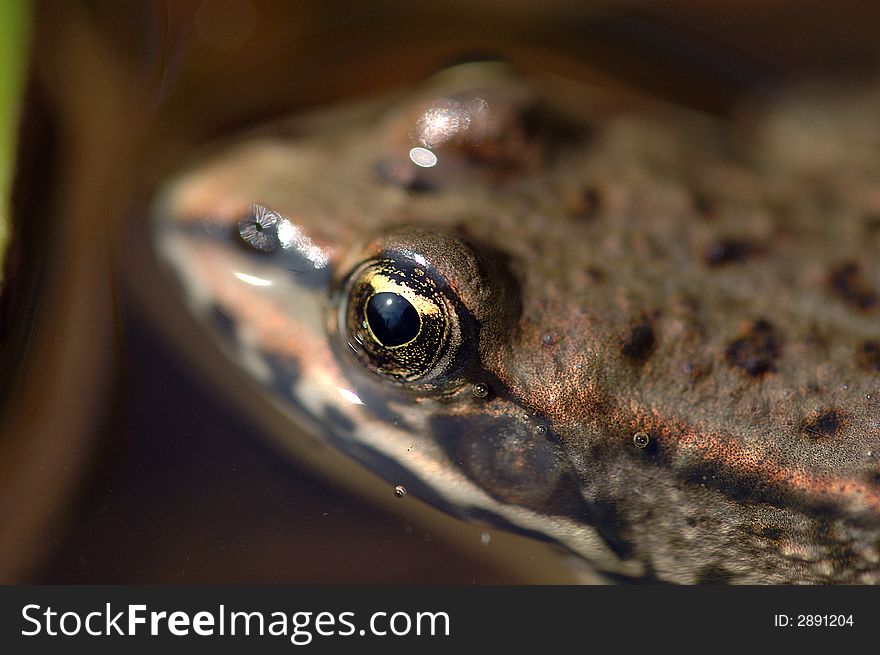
[150,60,880,584]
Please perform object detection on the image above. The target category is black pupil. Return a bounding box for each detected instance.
[366,292,420,347]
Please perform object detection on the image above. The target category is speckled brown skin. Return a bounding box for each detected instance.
[155,63,880,583]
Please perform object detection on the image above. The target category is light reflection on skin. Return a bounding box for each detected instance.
[414,98,470,148]
[412,96,492,150]
[233,271,273,286]
[338,387,365,405]
[276,217,330,268]
[408,146,437,167]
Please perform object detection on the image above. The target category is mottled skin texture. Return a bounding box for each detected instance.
[154,63,880,583]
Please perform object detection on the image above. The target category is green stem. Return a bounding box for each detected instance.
[0,0,31,279]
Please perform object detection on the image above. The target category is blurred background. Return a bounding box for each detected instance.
[1,0,879,584]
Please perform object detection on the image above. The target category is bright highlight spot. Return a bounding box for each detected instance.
[234,271,272,287]
[408,147,437,168]
[277,218,330,268]
[339,387,364,405]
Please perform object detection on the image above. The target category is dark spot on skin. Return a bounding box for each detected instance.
[207,304,236,342]
[374,158,433,193]
[683,359,712,382]
[857,341,880,372]
[760,526,783,541]
[692,192,716,219]
[685,516,698,528]
[673,292,702,315]
[517,102,587,156]
[828,262,878,311]
[569,186,602,220]
[620,320,655,363]
[324,405,355,433]
[704,238,759,267]
[402,177,434,194]
[263,353,301,402]
[697,564,733,584]
[586,267,605,283]
[725,319,780,377]
[801,409,844,438]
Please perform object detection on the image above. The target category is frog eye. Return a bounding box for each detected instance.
[341,255,465,385]
[337,227,517,389]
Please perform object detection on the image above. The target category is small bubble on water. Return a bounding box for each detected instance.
[393,484,407,498]
[536,424,548,436]
[481,531,491,546]
[542,334,555,346]
[868,394,873,400]
[633,431,650,449]
[472,382,489,398]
